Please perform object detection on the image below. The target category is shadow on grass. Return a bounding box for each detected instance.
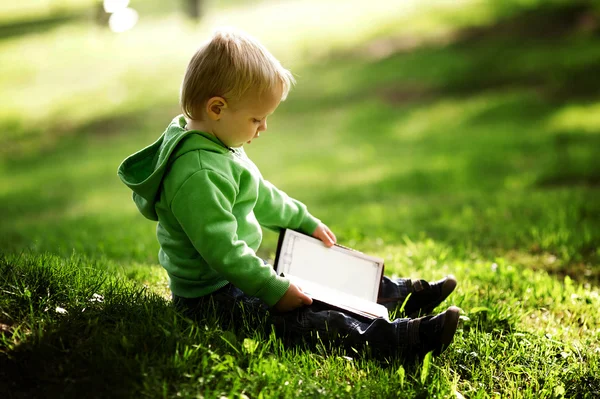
[0,13,83,42]
[0,253,226,397]
[457,2,600,42]
[566,375,600,398]
[536,131,600,188]
[0,104,177,167]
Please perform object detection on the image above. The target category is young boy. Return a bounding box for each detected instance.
[118,28,459,359]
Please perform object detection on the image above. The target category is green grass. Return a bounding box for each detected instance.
[1,0,600,397]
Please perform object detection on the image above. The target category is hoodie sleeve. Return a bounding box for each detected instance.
[254,178,321,235]
[170,170,290,306]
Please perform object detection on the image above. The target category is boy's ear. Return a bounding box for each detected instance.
[206,97,228,121]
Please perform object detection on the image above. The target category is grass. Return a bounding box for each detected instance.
[1,0,600,397]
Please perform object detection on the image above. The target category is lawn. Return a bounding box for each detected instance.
[1,0,599,398]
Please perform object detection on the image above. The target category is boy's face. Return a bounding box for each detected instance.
[214,85,282,148]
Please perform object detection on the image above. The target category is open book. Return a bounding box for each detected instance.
[274,229,389,320]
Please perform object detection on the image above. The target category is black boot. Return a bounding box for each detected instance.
[414,305,460,356]
[407,306,460,356]
[402,275,457,318]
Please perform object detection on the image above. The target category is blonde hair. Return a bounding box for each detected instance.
[180,28,295,120]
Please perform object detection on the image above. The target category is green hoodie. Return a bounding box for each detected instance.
[118,115,320,306]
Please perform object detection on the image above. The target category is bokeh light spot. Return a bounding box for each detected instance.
[108,7,139,33]
[103,0,130,14]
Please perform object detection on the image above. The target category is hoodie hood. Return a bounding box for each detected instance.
[118,115,230,221]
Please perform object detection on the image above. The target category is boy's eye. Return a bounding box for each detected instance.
[253,118,261,123]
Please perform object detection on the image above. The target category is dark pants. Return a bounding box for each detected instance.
[173,276,423,359]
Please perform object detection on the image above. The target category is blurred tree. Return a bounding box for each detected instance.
[95,1,110,26]
[183,0,204,20]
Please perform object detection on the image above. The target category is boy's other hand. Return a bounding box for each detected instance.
[274,283,312,312]
[312,223,337,248]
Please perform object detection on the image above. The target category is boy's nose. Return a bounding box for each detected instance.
[258,120,267,132]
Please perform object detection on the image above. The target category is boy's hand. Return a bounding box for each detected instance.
[312,223,337,248]
[274,283,313,312]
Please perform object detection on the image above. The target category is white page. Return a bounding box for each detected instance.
[277,231,383,302]
[288,275,389,320]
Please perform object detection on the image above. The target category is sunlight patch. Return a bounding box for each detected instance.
[391,96,500,140]
[546,102,600,134]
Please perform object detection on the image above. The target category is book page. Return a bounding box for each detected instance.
[277,230,384,302]
[288,275,389,321]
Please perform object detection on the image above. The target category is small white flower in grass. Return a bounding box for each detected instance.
[491,263,498,272]
[90,293,104,303]
[55,306,67,314]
